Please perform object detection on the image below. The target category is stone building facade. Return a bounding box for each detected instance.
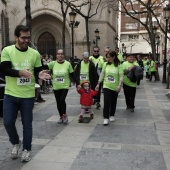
[0,0,118,59]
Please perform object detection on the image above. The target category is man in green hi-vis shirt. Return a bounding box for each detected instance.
[0,25,51,162]
[122,54,139,112]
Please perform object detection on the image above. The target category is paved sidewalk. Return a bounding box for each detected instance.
[0,67,170,170]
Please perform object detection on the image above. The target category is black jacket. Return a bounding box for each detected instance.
[74,60,98,90]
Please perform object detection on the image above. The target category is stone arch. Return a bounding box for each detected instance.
[37,32,56,58]
[20,9,72,58]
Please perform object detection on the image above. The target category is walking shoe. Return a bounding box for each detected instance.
[63,114,68,124]
[130,108,134,112]
[109,116,115,122]
[90,113,94,119]
[21,149,31,162]
[58,116,63,124]
[11,140,21,159]
[103,119,109,126]
[96,102,101,109]
[78,115,83,123]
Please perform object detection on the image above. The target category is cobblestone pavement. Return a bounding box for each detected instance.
[0,67,170,170]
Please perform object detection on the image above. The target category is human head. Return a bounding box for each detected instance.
[107,51,120,66]
[14,25,30,50]
[93,46,100,56]
[81,81,90,90]
[104,46,111,57]
[56,49,64,62]
[126,54,136,63]
[82,52,89,63]
[115,47,119,54]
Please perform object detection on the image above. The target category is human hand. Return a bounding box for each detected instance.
[116,85,121,93]
[39,70,51,81]
[19,69,33,78]
[77,85,81,90]
[129,65,136,71]
[95,84,99,91]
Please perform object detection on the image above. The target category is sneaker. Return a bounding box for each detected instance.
[58,116,63,124]
[11,140,21,159]
[90,114,94,119]
[96,102,101,109]
[78,115,83,123]
[109,116,115,122]
[21,149,31,162]
[130,108,134,112]
[63,114,68,124]
[103,119,109,126]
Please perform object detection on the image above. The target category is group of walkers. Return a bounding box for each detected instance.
[0,24,159,162]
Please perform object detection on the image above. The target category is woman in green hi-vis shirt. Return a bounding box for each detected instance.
[96,51,123,126]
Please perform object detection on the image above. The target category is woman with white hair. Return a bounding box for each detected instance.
[74,52,98,121]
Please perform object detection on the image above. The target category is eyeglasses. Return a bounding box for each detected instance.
[94,51,99,52]
[19,36,31,40]
[57,53,63,55]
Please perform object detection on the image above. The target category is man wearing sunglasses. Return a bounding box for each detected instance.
[89,46,104,109]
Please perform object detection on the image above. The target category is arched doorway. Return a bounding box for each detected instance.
[37,32,56,59]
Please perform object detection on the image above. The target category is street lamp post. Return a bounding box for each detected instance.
[94,29,100,46]
[155,35,160,61]
[122,43,125,53]
[69,11,80,59]
[162,5,170,83]
[115,37,119,48]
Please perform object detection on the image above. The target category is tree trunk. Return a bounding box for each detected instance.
[85,18,90,54]
[25,0,32,31]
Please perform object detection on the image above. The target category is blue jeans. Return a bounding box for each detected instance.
[3,94,34,151]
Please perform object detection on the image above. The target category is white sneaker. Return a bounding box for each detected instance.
[109,116,115,122]
[103,119,109,125]
[11,140,21,159]
[21,149,31,162]
[63,114,68,124]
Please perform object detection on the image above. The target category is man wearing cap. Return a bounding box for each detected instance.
[74,52,98,93]
[122,54,139,112]
[89,46,104,109]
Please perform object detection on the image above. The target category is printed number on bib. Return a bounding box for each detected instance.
[106,75,115,83]
[55,76,64,83]
[17,77,31,85]
[80,74,87,80]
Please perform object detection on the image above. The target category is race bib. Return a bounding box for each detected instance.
[106,75,115,83]
[17,77,31,85]
[80,74,87,80]
[55,76,64,83]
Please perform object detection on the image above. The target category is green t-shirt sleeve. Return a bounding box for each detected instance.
[68,62,73,73]
[34,51,42,67]
[1,47,11,62]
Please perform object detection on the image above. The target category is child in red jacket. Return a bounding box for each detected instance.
[77,81,98,123]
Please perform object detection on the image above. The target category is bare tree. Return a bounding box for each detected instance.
[63,0,102,53]
[25,0,32,31]
[119,0,167,60]
[58,0,69,53]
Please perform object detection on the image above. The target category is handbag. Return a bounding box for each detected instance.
[127,69,137,82]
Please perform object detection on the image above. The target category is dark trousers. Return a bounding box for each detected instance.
[54,89,68,117]
[150,71,156,81]
[94,82,102,103]
[123,83,136,109]
[146,72,150,79]
[3,95,34,150]
[103,88,118,119]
